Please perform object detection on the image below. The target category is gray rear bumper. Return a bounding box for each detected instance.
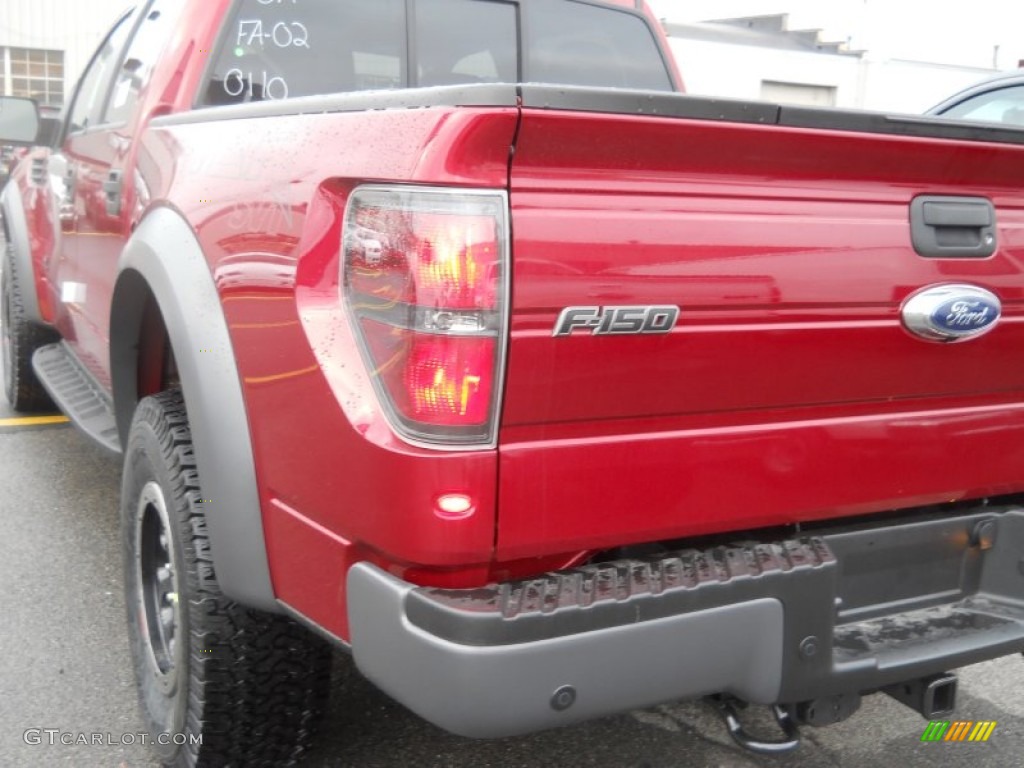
[347,506,1024,739]
[348,563,783,738]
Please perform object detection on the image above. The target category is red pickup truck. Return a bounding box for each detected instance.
[4,0,1024,765]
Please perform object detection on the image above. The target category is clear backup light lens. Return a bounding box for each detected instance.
[343,187,508,447]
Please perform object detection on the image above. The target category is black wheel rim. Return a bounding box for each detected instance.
[135,481,181,694]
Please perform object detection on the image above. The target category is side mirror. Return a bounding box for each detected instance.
[0,97,41,145]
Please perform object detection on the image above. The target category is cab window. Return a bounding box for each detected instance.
[200,0,673,106]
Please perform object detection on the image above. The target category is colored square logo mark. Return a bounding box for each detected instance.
[921,721,996,742]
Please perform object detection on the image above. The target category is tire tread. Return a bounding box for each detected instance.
[129,390,330,768]
[2,241,57,412]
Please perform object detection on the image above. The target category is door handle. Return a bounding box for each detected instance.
[910,195,996,258]
[59,167,76,227]
[103,169,123,217]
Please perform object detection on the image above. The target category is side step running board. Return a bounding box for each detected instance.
[32,342,121,454]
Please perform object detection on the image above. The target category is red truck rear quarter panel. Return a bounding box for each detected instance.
[499,109,1024,559]
[145,107,517,638]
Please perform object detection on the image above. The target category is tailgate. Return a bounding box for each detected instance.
[497,91,1024,560]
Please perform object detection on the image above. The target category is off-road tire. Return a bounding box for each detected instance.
[122,390,331,767]
[1,241,57,411]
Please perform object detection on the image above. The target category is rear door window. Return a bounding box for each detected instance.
[67,12,135,132]
[105,1,184,125]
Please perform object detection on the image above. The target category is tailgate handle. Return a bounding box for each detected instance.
[910,195,996,258]
[922,202,991,228]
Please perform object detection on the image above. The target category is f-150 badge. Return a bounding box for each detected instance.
[553,306,679,337]
[901,285,1000,343]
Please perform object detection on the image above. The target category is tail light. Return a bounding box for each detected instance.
[342,186,508,447]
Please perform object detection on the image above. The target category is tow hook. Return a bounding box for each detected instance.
[707,695,801,755]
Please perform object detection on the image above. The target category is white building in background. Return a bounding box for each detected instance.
[0,0,127,106]
[665,15,1003,113]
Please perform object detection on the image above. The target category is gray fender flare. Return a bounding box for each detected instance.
[1,182,45,324]
[111,206,277,611]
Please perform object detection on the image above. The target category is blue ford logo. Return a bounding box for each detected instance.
[902,285,1001,342]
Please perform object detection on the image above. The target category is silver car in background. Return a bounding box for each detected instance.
[927,71,1024,125]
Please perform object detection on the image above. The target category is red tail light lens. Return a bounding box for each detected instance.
[343,187,508,447]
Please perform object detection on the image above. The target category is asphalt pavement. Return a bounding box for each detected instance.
[2,258,1024,767]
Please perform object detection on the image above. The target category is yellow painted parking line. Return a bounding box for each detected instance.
[0,415,70,428]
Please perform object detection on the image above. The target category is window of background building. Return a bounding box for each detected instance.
[760,80,837,107]
[1,47,65,105]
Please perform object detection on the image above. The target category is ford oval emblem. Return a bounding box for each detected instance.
[901,284,1001,343]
